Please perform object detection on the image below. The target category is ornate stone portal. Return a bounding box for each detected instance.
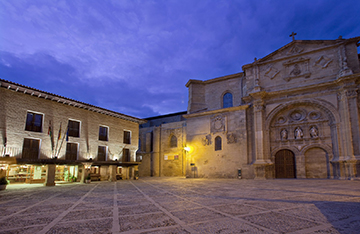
[269,104,335,178]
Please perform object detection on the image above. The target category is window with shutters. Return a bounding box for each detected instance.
[122,148,130,162]
[25,112,43,132]
[99,126,108,141]
[65,143,78,160]
[123,131,131,144]
[22,138,40,159]
[97,146,107,161]
[68,120,80,137]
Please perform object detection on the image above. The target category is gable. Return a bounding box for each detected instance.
[242,37,360,94]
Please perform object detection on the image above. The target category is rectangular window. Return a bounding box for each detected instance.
[22,138,40,159]
[99,126,108,141]
[97,146,107,161]
[122,149,130,162]
[25,112,43,132]
[123,131,131,144]
[65,143,78,160]
[68,120,80,138]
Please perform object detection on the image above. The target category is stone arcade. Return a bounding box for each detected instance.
[138,36,360,180]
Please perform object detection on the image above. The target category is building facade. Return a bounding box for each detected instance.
[137,112,187,177]
[0,79,145,185]
[141,36,360,180]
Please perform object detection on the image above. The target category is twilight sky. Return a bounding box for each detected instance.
[1,0,359,118]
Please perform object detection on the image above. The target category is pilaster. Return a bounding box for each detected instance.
[337,86,360,163]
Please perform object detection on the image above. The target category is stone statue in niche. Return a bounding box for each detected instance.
[310,126,318,138]
[294,127,303,139]
[280,129,288,140]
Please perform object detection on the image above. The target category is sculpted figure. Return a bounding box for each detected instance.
[280,129,288,140]
[294,127,303,139]
[290,64,301,76]
[310,126,318,138]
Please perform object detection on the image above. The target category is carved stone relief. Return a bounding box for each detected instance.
[227,133,237,144]
[314,55,332,68]
[346,89,358,98]
[211,114,225,133]
[283,57,311,81]
[265,66,280,80]
[287,45,304,55]
[202,134,212,146]
[277,116,287,124]
[289,109,306,122]
[337,44,353,78]
[308,111,321,120]
[271,106,328,142]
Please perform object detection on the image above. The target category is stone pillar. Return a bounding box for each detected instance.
[129,167,133,180]
[152,127,161,177]
[122,167,128,180]
[44,164,56,186]
[109,165,117,182]
[78,165,84,183]
[134,165,139,180]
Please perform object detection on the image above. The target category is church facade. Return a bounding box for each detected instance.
[139,36,360,180]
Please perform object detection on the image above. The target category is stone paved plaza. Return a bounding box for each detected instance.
[0,178,359,234]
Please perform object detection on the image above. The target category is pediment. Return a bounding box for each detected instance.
[252,40,340,65]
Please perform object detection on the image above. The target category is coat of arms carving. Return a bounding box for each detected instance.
[283,57,311,81]
[211,114,225,133]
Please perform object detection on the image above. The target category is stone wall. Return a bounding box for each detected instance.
[0,87,140,162]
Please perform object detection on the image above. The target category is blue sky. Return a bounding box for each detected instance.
[1,0,359,118]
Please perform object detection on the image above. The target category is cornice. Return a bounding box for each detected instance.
[183,105,249,119]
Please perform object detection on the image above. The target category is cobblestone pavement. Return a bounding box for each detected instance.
[0,178,359,234]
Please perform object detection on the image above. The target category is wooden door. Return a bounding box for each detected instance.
[275,150,295,178]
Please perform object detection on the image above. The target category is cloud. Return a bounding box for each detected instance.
[0,51,186,118]
[0,0,359,118]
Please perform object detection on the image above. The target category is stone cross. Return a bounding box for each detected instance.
[290,32,297,41]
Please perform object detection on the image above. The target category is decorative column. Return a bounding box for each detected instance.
[251,91,273,179]
[44,164,56,186]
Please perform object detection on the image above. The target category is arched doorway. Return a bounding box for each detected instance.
[305,147,330,178]
[275,149,296,178]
